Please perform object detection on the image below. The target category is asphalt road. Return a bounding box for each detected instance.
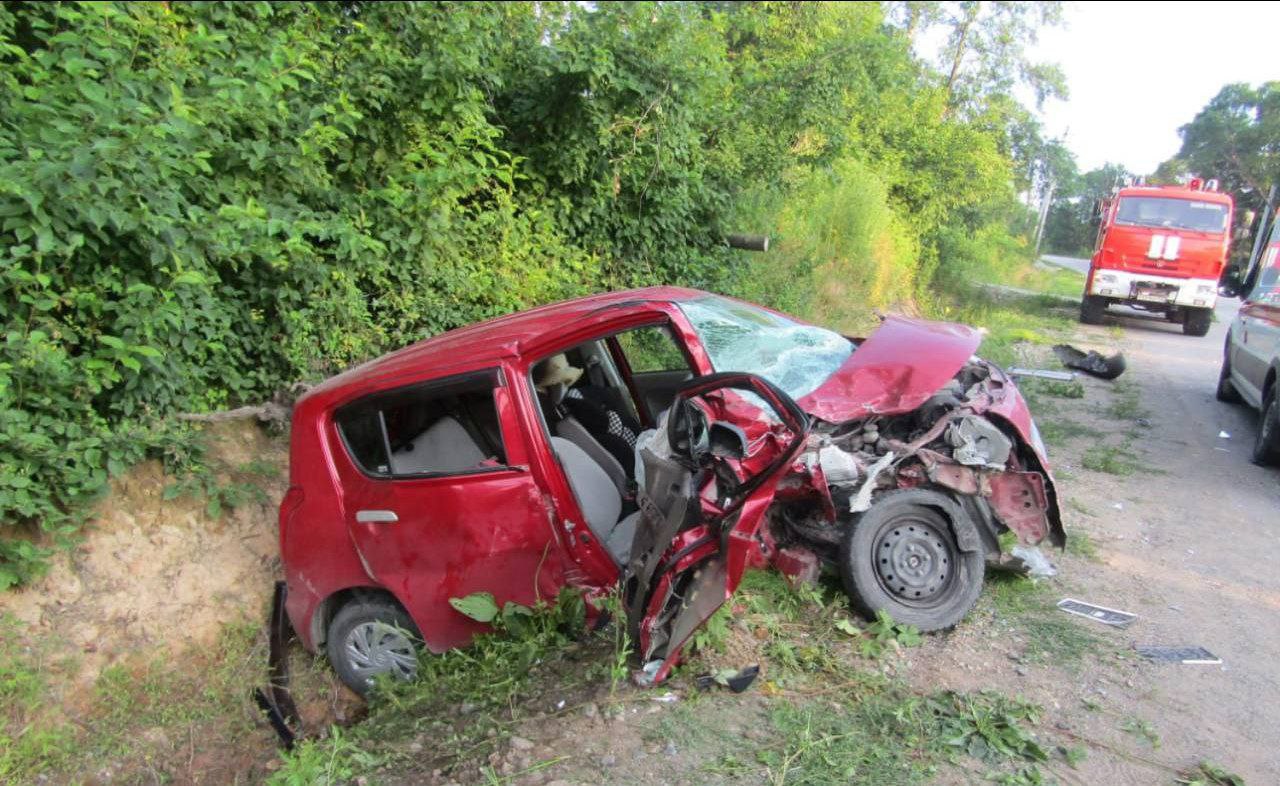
[1039,253,1092,276]
[1037,255,1280,782]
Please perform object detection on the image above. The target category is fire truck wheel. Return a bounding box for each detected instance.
[1183,307,1212,336]
[1079,295,1106,325]
[1251,388,1280,466]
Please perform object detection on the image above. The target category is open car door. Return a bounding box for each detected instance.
[623,372,809,685]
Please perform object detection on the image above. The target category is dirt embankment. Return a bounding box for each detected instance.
[1,420,285,691]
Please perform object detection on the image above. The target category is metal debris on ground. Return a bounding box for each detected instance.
[1135,645,1222,664]
[1007,368,1078,382]
[1052,344,1127,380]
[1056,598,1138,627]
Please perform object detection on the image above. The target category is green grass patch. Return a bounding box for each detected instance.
[1119,716,1161,749]
[1081,444,1141,475]
[1106,381,1147,422]
[1177,760,1246,786]
[984,574,1105,665]
[1064,531,1100,561]
[1036,417,1102,448]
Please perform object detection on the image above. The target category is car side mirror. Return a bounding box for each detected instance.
[1219,270,1242,298]
[707,421,748,460]
[667,398,710,463]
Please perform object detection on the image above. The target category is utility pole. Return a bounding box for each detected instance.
[1033,177,1056,256]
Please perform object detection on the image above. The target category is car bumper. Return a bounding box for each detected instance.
[1089,270,1217,309]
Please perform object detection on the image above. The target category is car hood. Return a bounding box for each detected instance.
[797,315,983,422]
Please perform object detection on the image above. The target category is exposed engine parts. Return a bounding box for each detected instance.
[774,359,1061,569]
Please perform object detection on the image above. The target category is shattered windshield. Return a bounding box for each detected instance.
[678,296,854,399]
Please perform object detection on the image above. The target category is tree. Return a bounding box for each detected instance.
[1042,163,1132,256]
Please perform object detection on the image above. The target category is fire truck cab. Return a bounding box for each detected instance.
[1081,179,1233,336]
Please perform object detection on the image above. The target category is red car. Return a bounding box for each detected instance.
[278,288,1063,693]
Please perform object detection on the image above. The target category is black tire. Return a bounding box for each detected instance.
[839,489,985,632]
[1251,387,1280,466]
[1216,344,1242,404]
[327,597,422,696]
[1183,307,1212,337]
[1079,295,1106,325]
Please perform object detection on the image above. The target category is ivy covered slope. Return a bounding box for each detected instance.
[0,1,1060,586]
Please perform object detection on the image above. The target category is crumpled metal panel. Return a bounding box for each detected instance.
[797,316,982,421]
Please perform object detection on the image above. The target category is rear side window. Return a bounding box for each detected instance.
[334,371,507,478]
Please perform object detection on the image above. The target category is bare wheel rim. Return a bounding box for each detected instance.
[871,513,958,607]
[344,621,418,684]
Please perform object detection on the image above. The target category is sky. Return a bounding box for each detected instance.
[1028,1,1279,175]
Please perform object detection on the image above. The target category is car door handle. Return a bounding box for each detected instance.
[356,509,399,524]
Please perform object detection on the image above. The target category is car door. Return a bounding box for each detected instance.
[1234,230,1280,404]
[623,372,810,685]
[331,368,560,653]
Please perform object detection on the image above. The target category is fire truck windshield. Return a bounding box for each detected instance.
[1114,197,1228,233]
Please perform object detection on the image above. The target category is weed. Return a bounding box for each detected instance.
[1119,716,1161,748]
[691,603,733,655]
[1106,381,1147,421]
[836,609,923,658]
[933,691,1047,765]
[1036,417,1102,447]
[1058,744,1087,768]
[1022,378,1086,399]
[984,574,1104,665]
[1176,760,1246,786]
[1082,444,1140,475]
[1065,531,1099,561]
[268,726,377,786]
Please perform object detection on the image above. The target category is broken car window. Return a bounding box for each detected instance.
[335,371,506,478]
[678,296,854,400]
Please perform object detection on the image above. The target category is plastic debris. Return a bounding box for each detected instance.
[695,664,760,693]
[1056,598,1137,627]
[1008,368,1077,382]
[1218,431,1230,439]
[1052,344,1126,380]
[1010,545,1058,578]
[1135,645,1221,665]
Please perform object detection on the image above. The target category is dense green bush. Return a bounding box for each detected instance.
[1,1,1046,585]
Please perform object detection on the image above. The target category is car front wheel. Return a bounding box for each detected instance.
[839,490,984,632]
[1251,388,1280,466]
[327,598,422,696]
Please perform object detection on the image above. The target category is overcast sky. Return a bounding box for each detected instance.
[1029,1,1279,175]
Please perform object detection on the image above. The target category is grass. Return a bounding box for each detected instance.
[0,612,290,784]
[984,574,1106,666]
[1081,444,1141,475]
[1036,417,1102,449]
[1106,380,1147,422]
[1064,531,1100,561]
[1119,716,1161,749]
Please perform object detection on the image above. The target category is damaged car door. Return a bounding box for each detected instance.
[623,372,809,685]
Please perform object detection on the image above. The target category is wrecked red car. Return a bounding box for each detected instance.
[278,287,1063,693]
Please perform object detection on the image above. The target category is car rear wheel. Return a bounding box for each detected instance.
[1251,388,1280,466]
[1183,307,1212,337]
[839,490,984,632]
[1079,295,1106,325]
[327,597,421,696]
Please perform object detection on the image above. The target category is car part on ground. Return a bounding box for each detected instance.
[254,581,302,749]
[1052,344,1127,380]
[1008,368,1077,382]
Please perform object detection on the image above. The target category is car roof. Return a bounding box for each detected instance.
[306,285,706,401]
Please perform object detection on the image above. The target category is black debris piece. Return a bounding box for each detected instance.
[1135,645,1221,664]
[1052,344,1126,380]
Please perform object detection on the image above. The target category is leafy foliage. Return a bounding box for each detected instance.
[2,1,1063,582]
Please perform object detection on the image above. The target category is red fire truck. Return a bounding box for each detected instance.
[1081,179,1234,336]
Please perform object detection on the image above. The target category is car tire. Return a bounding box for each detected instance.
[839,490,985,632]
[1251,387,1280,466]
[1183,307,1212,337]
[327,597,422,696]
[1216,346,1242,404]
[1079,295,1106,325]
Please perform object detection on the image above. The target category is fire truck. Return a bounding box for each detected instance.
[1081,179,1234,336]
